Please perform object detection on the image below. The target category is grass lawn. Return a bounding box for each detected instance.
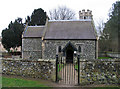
[98,57,112,59]
[2,76,49,87]
[1,76,120,89]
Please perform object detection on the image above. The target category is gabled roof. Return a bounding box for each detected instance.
[44,20,97,40]
[23,26,45,38]
[22,20,97,40]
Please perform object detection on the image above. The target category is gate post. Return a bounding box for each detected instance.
[56,54,58,83]
[78,54,80,85]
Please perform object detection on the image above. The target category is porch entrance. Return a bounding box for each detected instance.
[56,42,80,85]
[62,42,77,64]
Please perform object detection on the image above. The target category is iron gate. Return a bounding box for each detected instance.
[56,55,80,85]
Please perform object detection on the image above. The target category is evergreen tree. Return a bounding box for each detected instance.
[26,8,47,26]
[2,18,24,52]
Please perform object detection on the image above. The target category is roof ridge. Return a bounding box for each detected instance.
[49,19,92,22]
[28,26,45,27]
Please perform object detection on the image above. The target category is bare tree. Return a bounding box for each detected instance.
[96,19,105,37]
[49,6,76,20]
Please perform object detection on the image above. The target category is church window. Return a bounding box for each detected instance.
[58,46,61,53]
[84,16,86,19]
[78,46,81,53]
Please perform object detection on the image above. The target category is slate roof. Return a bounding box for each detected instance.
[23,26,44,38]
[44,20,97,40]
[23,20,97,40]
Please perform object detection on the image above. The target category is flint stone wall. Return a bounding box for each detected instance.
[22,38,42,60]
[43,40,96,59]
[2,59,55,80]
[80,59,120,85]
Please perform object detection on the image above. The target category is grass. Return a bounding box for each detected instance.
[1,76,120,89]
[58,64,64,72]
[75,64,78,70]
[2,76,49,87]
[98,57,112,59]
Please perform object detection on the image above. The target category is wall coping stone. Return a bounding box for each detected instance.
[38,59,55,62]
[2,58,56,63]
[2,58,120,62]
[79,59,120,62]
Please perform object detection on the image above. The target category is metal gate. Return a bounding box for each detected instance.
[56,55,80,85]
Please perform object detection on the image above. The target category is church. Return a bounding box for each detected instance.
[22,9,98,62]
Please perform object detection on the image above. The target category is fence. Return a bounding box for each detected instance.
[2,52,21,58]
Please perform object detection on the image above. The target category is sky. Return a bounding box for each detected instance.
[0,0,118,36]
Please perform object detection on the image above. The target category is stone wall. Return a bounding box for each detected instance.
[2,59,55,80]
[43,40,96,59]
[22,38,42,60]
[80,59,120,85]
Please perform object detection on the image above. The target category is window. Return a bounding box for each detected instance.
[75,43,84,53]
[58,46,61,53]
[78,46,81,53]
[84,16,86,19]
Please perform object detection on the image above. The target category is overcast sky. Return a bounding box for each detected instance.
[0,0,118,35]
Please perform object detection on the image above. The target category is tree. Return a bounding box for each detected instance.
[96,19,105,37]
[49,6,76,20]
[99,1,120,52]
[26,8,47,26]
[2,18,24,52]
[97,19,106,52]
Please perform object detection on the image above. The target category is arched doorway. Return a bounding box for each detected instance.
[66,49,73,63]
[62,42,77,63]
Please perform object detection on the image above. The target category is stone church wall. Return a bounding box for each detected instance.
[43,40,96,60]
[22,38,42,60]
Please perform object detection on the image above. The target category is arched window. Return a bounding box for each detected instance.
[78,46,81,53]
[84,16,86,19]
[58,46,61,53]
